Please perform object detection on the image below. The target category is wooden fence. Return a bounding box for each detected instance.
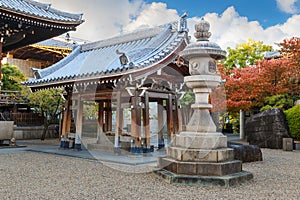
[0,112,44,126]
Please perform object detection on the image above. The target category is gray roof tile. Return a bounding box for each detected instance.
[25,21,188,87]
[0,0,83,22]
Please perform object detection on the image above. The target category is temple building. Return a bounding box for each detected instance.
[24,16,190,153]
[0,0,84,90]
[2,34,88,78]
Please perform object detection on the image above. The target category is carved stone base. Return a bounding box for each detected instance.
[157,156,242,176]
[155,168,253,187]
[167,147,234,162]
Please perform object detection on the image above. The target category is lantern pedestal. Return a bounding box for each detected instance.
[156,18,253,187]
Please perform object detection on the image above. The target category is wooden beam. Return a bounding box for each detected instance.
[148,92,170,99]
[144,92,150,150]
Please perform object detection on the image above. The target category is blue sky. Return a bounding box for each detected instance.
[38,0,300,49]
[145,0,294,27]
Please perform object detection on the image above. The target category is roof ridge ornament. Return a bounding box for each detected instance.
[116,49,129,66]
[194,18,211,41]
[178,12,189,33]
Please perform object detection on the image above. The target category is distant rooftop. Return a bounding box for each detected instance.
[0,0,83,22]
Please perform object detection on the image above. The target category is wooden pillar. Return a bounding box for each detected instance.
[131,92,142,153]
[61,104,67,139]
[143,91,150,152]
[131,96,137,140]
[66,98,72,133]
[75,97,83,149]
[0,42,2,92]
[173,95,179,134]
[114,92,123,150]
[104,100,112,132]
[167,94,174,140]
[157,99,164,149]
[97,101,104,144]
[177,107,183,132]
[61,92,72,140]
[107,100,112,132]
[60,90,72,148]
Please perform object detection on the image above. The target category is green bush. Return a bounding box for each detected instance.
[284,104,300,140]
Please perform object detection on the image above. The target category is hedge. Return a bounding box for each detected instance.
[284,104,300,140]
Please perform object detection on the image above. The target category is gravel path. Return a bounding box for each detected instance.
[0,148,299,200]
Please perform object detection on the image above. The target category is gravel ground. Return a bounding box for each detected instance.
[0,148,299,200]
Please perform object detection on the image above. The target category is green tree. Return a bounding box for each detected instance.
[27,88,66,140]
[223,39,273,70]
[285,105,300,140]
[1,63,26,91]
[260,94,296,112]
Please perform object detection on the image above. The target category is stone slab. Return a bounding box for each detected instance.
[87,143,115,152]
[174,132,227,149]
[167,146,234,162]
[154,168,253,187]
[158,156,242,176]
[282,138,293,151]
[228,143,263,162]
[0,121,14,140]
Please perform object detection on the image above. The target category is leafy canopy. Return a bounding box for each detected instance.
[1,63,27,91]
[223,38,273,70]
[27,88,66,121]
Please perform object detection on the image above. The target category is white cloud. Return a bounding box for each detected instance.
[187,6,300,50]
[37,1,300,51]
[276,0,298,14]
[38,0,146,41]
[124,2,178,32]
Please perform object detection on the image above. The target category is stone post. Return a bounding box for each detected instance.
[240,110,245,139]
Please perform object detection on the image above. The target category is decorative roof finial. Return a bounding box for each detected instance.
[194,18,211,41]
[178,12,189,33]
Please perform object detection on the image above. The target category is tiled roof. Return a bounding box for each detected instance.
[35,35,89,49]
[0,0,83,23]
[25,21,188,87]
[264,51,280,59]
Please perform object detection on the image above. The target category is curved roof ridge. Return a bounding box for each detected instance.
[81,23,173,52]
[38,45,82,79]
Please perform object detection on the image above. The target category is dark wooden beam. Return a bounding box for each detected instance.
[157,99,164,149]
[97,101,104,144]
[0,42,2,92]
[167,94,174,139]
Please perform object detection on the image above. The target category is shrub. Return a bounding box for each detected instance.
[284,104,300,140]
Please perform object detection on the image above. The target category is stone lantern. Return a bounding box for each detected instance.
[156,18,253,187]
